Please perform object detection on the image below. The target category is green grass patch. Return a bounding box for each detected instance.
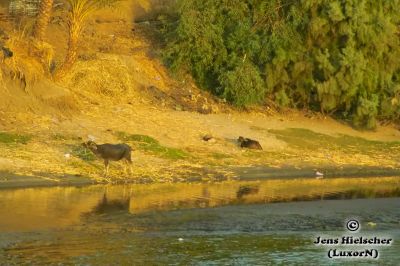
[0,132,31,144]
[269,128,400,154]
[116,132,190,160]
[117,133,159,145]
[71,145,97,162]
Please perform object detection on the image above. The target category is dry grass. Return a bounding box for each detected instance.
[4,29,46,84]
[63,54,140,105]
[30,39,55,72]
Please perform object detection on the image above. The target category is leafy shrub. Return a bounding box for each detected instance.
[162,0,400,129]
[219,62,266,107]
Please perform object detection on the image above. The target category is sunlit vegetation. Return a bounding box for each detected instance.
[162,0,400,128]
[54,0,124,79]
[18,0,151,79]
[116,132,190,160]
[32,0,54,41]
[71,144,96,161]
[0,132,31,144]
[211,152,232,160]
[51,133,69,141]
[269,128,400,154]
[50,133,82,142]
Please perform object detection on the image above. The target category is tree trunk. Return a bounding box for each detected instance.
[33,0,54,41]
[53,20,80,80]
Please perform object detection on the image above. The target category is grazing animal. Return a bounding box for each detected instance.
[82,140,133,177]
[237,136,263,150]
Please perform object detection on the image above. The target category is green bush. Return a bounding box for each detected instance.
[162,0,400,129]
[219,62,266,107]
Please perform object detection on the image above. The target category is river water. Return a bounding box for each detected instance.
[0,176,399,265]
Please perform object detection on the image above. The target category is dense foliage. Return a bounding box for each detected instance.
[163,0,400,128]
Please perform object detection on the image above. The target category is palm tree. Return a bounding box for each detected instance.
[33,0,54,41]
[53,0,96,80]
[53,0,150,80]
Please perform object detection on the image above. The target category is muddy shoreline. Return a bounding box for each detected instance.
[1,165,399,190]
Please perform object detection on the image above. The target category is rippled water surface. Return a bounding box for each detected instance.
[0,176,399,265]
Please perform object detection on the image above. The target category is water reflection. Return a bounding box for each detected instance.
[92,193,130,214]
[0,176,399,232]
[1,177,399,265]
[236,185,260,199]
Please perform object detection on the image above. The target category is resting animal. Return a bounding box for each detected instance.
[237,136,263,150]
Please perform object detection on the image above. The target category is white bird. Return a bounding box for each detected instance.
[64,153,71,159]
[315,171,324,179]
[178,238,184,241]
